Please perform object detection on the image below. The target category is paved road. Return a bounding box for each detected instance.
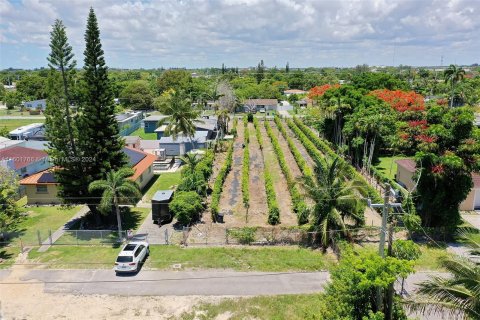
[12,270,330,296]
[0,116,45,119]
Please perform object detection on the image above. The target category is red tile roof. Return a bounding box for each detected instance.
[20,148,156,185]
[395,159,416,173]
[0,146,48,170]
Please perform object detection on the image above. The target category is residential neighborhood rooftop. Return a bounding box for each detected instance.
[0,146,48,170]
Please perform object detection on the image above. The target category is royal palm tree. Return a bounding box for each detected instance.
[157,90,202,149]
[444,64,466,108]
[406,230,480,319]
[216,108,231,138]
[88,168,141,241]
[301,157,365,249]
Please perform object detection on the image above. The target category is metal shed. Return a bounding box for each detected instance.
[152,190,174,224]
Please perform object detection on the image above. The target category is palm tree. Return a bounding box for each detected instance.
[301,157,365,249]
[216,108,231,138]
[157,90,201,149]
[406,230,480,319]
[88,168,142,241]
[180,153,200,175]
[444,64,466,108]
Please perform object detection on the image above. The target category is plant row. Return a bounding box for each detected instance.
[253,117,263,149]
[264,120,308,224]
[292,117,382,202]
[210,141,234,220]
[264,169,280,225]
[286,118,327,170]
[274,116,313,181]
[242,116,250,208]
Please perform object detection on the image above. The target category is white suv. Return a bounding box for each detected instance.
[114,241,149,274]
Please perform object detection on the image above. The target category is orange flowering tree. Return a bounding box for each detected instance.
[308,84,340,99]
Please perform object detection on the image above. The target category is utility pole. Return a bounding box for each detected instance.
[368,183,402,319]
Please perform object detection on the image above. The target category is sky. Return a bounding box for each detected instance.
[0,0,479,70]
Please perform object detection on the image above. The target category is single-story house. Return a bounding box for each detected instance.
[139,140,166,160]
[154,125,169,139]
[0,137,23,150]
[9,123,45,141]
[284,89,307,97]
[143,115,168,133]
[0,146,50,177]
[159,131,208,156]
[23,99,47,111]
[23,140,49,151]
[20,147,156,205]
[154,118,218,140]
[116,111,143,136]
[124,136,140,149]
[242,99,278,112]
[395,159,480,211]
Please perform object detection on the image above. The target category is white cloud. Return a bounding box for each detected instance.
[0,0,479,68]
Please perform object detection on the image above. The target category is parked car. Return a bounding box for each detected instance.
[114,240,149,273]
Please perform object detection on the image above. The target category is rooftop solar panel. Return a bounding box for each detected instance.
[123,147,146,167]
[37,172,57,183]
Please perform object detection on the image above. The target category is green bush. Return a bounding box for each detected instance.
[211,141,234,219]
[228,227,257,245]
[247,113,254,122]
[169,191,204,226]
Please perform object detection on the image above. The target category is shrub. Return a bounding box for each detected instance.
[247,113,254,122]
[169,191,204,226]
[253,117,263,149]
[228,227,257,245]
[242,141,250,208]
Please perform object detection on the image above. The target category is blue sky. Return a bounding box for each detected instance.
[1,0,479,69]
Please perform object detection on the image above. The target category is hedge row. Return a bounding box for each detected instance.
[286,118,327,171]
[264,169,280,225]
[253,117,263,149]
[264,120,308,225]
[242,116,250,207]
[292,117,382,203]
[210,141,234,219]
[274,116,313,181]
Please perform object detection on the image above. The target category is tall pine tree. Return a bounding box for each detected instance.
[45,20,86,204]
[78,8,126,211]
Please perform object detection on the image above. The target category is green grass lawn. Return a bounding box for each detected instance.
[129,127,157,140]
[0,204,81,268]
[374,156,407,180]
[0,118,45,131]
[144,172,182,201]
[57,207,150,245]
[27,245,336,271]
[13,205,81,246]
[180,293,329,320]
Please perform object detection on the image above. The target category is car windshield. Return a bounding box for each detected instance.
[116,256,133,263]
[123,244,137,251]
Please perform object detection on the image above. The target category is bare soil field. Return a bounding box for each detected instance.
[218,121,246,224]
[246,123,268,225]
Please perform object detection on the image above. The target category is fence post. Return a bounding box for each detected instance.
[165,229,169,245]
[225,228,229,245]
[37,230,41,245]
[76,230,79,246]
[100,230,103,241]
[48,230,52,245]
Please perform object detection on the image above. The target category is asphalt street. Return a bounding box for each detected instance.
[8,269,330,296]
